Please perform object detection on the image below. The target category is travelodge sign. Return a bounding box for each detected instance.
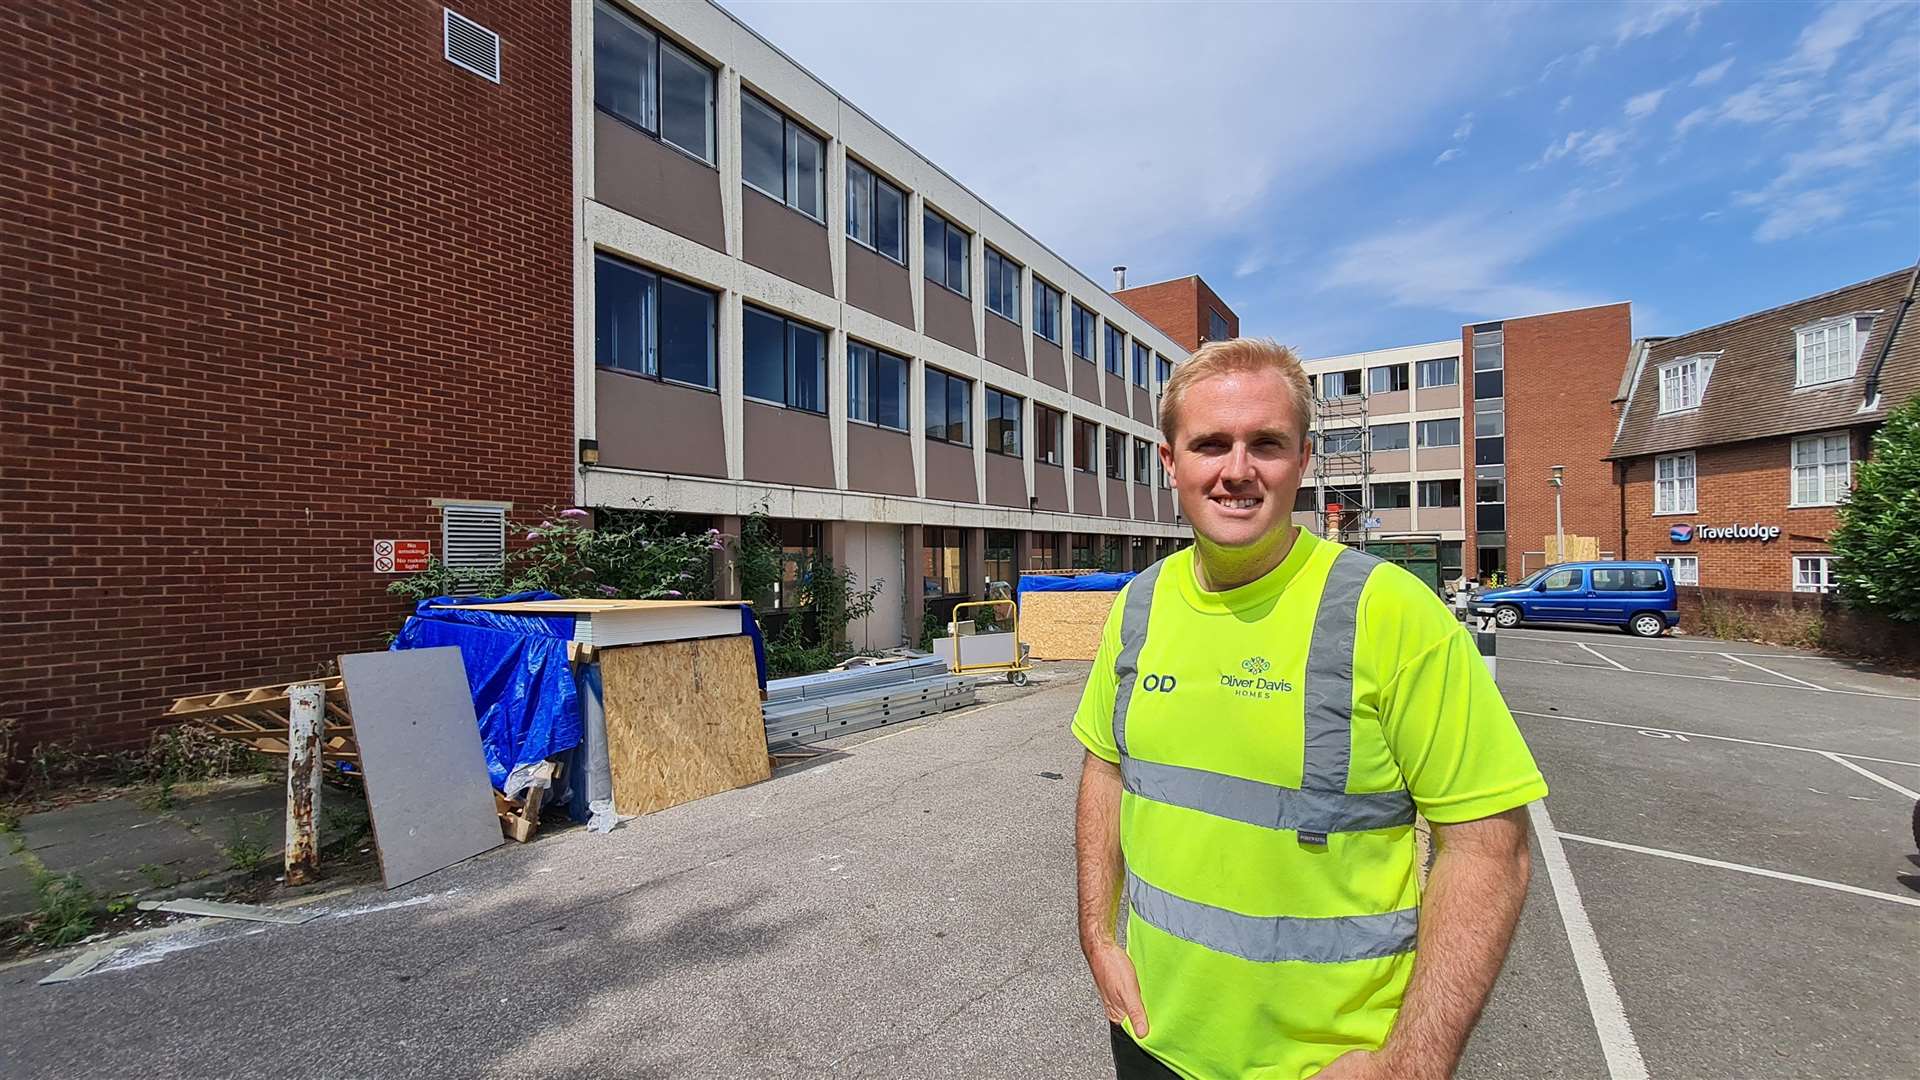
[1670,522,1780,544]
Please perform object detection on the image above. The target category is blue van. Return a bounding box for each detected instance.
[1470,561,1679,637]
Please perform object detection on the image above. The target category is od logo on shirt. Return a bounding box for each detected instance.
[1220,655,1294,699]
[1141,674,1178,692]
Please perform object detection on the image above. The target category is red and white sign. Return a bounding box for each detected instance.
[373,539,431,574]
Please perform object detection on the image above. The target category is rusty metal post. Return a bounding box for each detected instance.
[284,681,325,884]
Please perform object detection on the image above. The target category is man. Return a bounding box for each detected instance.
[1073,339,1546,1079]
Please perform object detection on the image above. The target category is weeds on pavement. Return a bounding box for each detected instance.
[27,872,97,948]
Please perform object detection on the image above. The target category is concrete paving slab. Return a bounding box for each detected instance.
[18,799,217,901]
[1,840,40,919]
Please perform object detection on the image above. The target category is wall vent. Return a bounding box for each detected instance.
[441,504,506,592]
[443,8,501,83]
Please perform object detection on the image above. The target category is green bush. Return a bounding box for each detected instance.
[388,505,722,604]
[1831,396,1920,621]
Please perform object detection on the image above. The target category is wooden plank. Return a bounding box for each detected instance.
[165,677,346,719]
[599,635,770,817]
[1021,590,1122,661]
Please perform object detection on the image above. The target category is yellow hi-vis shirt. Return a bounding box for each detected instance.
[1073,529,1547,1080]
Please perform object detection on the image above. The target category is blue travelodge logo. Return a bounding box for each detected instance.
[1670,524,1694,544]
[1221,656,1292,699]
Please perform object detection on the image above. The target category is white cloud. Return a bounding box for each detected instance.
[1558,95,1574,113]
[1780,0,1904,75]
[1615,0,1718,44]
[1321,207,1606,318]
[1537,127,1630,167]
[1539,44,1602,83]
[1747,189,1849,242]
[1624,88,1668,119]
[1699,210,1724,222]
[1690,57,1735,86]
[1453,114,1475,141]
[1434,147,1465,165]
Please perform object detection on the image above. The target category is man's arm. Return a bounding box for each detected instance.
[1320,808,1532,1080]
[1075,750,1149,1035]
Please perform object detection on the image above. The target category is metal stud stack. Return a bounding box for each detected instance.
[763,657,977,747]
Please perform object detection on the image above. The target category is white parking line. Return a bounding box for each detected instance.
[1528,802,1649,1080]
[1721,652,1831,692]
[1578,642,1631,671]
[1500,656,1920,702]
[1557,832,1920,910]
[1512,710,1920,768]
[1821,752,1920,800]
[1497,629,1892,664]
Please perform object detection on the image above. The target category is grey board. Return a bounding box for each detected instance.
[339,648,504,889]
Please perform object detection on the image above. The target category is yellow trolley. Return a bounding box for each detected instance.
[946,599,1034,686]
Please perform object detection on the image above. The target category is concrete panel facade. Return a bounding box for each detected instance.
[597,371,727,477]
[847,423,916,498]
[742,187,833,295]
[985,452,1027,508]
[924,283,976,353]
[924,439,979,503]
[845,241,913,329]
[1034,463,1069,513]
[594,111,726,252]
[743,401,834,487]
[985,313,1026,375]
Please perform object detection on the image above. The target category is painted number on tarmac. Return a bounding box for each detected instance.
[1638,729,1690,742]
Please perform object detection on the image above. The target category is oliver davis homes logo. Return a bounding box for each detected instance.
[1223,656,1291,698]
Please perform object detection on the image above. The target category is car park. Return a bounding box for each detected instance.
[1471,561,1680,637]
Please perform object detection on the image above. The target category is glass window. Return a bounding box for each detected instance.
[1033,279,1062,344]
[925,367,971,445]
[923,209,970,296]
[1371,423,1409,451]
[1321,428,1363,454]
[1105,324,1126,376]
[1207,309,1231,343]
[986,249,1022,324]
[593,1,656,132]
[1475,398,1505,437]
[741,305,824,412]
[1476,503,1506,532]
[739,92,822,219]
[657,39,714,162]
[1294,488,1316,512]
[1131,342,1150,388]
[1322,370,1362,399]
[656,277,716,388]
[1072,303,1096,361]
[1372,481,1411,508]
[1134,438,1151,484]
[1542,568,1582,592]
[1074,418,1098,473]
[1796,319,1859,387]
[1476,475,1505,503]
[1105,428,1126,480]
[848,341,908,430]
[1035,405,1064,466]
[1472,329,1504,370]
[1791,432,1851,506]
[1655,452,1696,513]
[1417,418,1461,447]
[846,160,906,263]
[985,387,1022,457]
[1072,533,1094,568]
[1659,357,1703,413]
[985,530,1016,592]
[1156,356,1173,390]
[1416,357,1458,388]
[1419,479,1462,507]
[1593,567,1667,592]
[1793,555,1836,594]
[1368,365,1408,394]
[1440,541,1463,581]
[1473,368,1504,400]
[1475,435,1505,466]
[922,526,965,597]
[596,255,718,390]
[1656,554,1699,586]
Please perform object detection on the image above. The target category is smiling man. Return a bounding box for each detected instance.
[1073,339,1548,1079]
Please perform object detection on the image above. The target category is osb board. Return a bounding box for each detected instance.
[599,634,770,816]
[1022,590,1121,661]
[1543,534,1599,564]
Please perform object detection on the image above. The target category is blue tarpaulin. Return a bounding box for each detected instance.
[1016,572,1137,603]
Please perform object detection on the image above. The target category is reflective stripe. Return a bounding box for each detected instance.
[1123,757,1414,833]
[1300,548,1382,798]
[1110,560,1164,757]
[1129,869,1418,964]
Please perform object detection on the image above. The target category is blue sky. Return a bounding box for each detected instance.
[720,0,1918,357]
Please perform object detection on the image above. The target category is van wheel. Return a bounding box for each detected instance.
[1629,612,1666,638]
[1494,605,1522,629]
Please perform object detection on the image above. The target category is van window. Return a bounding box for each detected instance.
[1541,569,1582,592]
[1592,567,1667,592]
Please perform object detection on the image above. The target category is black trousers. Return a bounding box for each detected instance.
[1110,1024,1181,1079]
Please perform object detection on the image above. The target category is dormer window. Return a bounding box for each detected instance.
[1657,354,1713,414]
[1795,315,1872,388]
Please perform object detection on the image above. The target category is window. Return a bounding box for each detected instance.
[1133,342,1151,388]
[1416,357,1459,388]
[1372,481,1411,509]
[1542,568,1582,592]
[923,209,970,296]
[1156,356,1173,390]
[1028,533,1061,571]
[1105,428,1126,480]
[594,253,717,389]
[1475,398,1505,437]
[1796,317,1867,387]
[1473,368,1504,400]
[1035,405,1064,466]
[986,248,1022,324]
[761,520,823,611]
[1791,432,1851,506]
[1072,533,1094,568]
[1419,479,1462,507]
[1476,475,1505,504]
[1654,452,1696,514]
[924,367,972,445]
[1074,418,1098,473]
[846,159,906,262]
[1368,364,1408,394]
[1476,504,1506,532]
[922,526,965,597]
[1155,448,1168,489]
[1072,303,1097,361]
[1656,554,1699,586]
[1593,567,1668,592]
[1105,324,1126,376]
[1134,438,1151,485]
[742,305,825,412]
[1793,555,1836,593]
[1294,489,1316,512]
[985,387,1022,456]
[1417,418,1461,448]
[848,341,908,430]
[1440,541,1463,582]
[1475,436,1505,466]
[592,2,716,163]
[1033,279,1062,344]
[741,92,823,220]
[1322,369,1362,399]
[1321,428,1363,454]
[1472,328,1504,370]
[1658,356,1704,413]
[1207,309,1231,343]
[985,530,1016,591]
[1371,423,1409,451]
[442,504,506,580]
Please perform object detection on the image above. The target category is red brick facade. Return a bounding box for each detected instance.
[1114,276,1239,353]
[1464,303,1632,580]
[1,2,575,755]
[1617,431,1863,592]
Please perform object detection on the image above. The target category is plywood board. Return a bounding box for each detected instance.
[599,635,770,816]
[1021,590,1121,661]
[339,648,504,889]
[1543,534,1599,564]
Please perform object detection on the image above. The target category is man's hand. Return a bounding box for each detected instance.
[1084,939,1149,1035]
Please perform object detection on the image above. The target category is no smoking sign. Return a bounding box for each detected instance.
[372,539,430,574]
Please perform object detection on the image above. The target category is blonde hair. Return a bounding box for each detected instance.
[1158,338,1312,444]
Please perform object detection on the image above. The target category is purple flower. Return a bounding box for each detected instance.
[560,508,591,522]
[598,584,619,597]
[663,590,684,599]
[525,530,542,542]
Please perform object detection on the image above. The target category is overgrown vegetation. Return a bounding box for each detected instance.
[5,723,264,803]
[222,813,273,874]
[736,510,881,677]
[1696,596,1826,649]
[26,871,96,948]
[1832,396,1920,622]
[387,506,722,604]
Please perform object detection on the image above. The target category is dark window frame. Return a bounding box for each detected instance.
[924,366,973,446]
[1371,481,1412,509]
[985,248,1022,326]
[592,1,716,166]
[1418,479,1463,508]
[1105,323,1126,377]
[845,157,907,264]
[985,386,1023,457]
[847,339,909,431]
[1368,364,1409,394]
[1035,404,1065,466]
[1105,427,1126,480]
[742,303,827,414]
[1370,423,1410,451]
[1032,278,1062,344]
[1073,418,1099,474]
[923,208,971,297]
[1072,303,1097,361]
[1133,437,1151,485]
[1132,341,1151,388]
[1206,308,1231,343]
[740,89,825,221]
[593,252,718,391]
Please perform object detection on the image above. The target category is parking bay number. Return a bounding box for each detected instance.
[1638,729,1690,742]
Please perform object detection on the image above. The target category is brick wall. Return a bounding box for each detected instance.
[1617,430,1865,592]
[1113,277,1239,353]
[1,2,575,756]
[1465,303,1631,579]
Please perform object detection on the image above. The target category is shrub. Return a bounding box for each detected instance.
[1831,396,1920,622]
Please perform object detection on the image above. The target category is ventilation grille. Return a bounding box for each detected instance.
[443,8,501,83]
[442,504,506,586]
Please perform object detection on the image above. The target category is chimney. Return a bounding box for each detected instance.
[1113,265,1127,290]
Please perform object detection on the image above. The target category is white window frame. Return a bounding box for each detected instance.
[1789,431,1851,507]
[1794,316,1867,388]
[1793,555,1836,594]
[1415,357,1459,388]
[1654,451,1696,515]
[1655,554,1699,586]
[1416,417,1460,448]
[1658,355,1710,414]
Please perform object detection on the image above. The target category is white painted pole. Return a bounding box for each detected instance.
[285,682,326,885]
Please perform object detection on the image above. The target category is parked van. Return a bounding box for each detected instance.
[1470,561,1679,637]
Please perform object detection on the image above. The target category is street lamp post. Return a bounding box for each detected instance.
[1550,464,1566,564]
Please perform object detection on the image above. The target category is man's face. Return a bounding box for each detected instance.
[1159,368,1311,551]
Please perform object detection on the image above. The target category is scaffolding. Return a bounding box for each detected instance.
[1312,383,1372,546]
